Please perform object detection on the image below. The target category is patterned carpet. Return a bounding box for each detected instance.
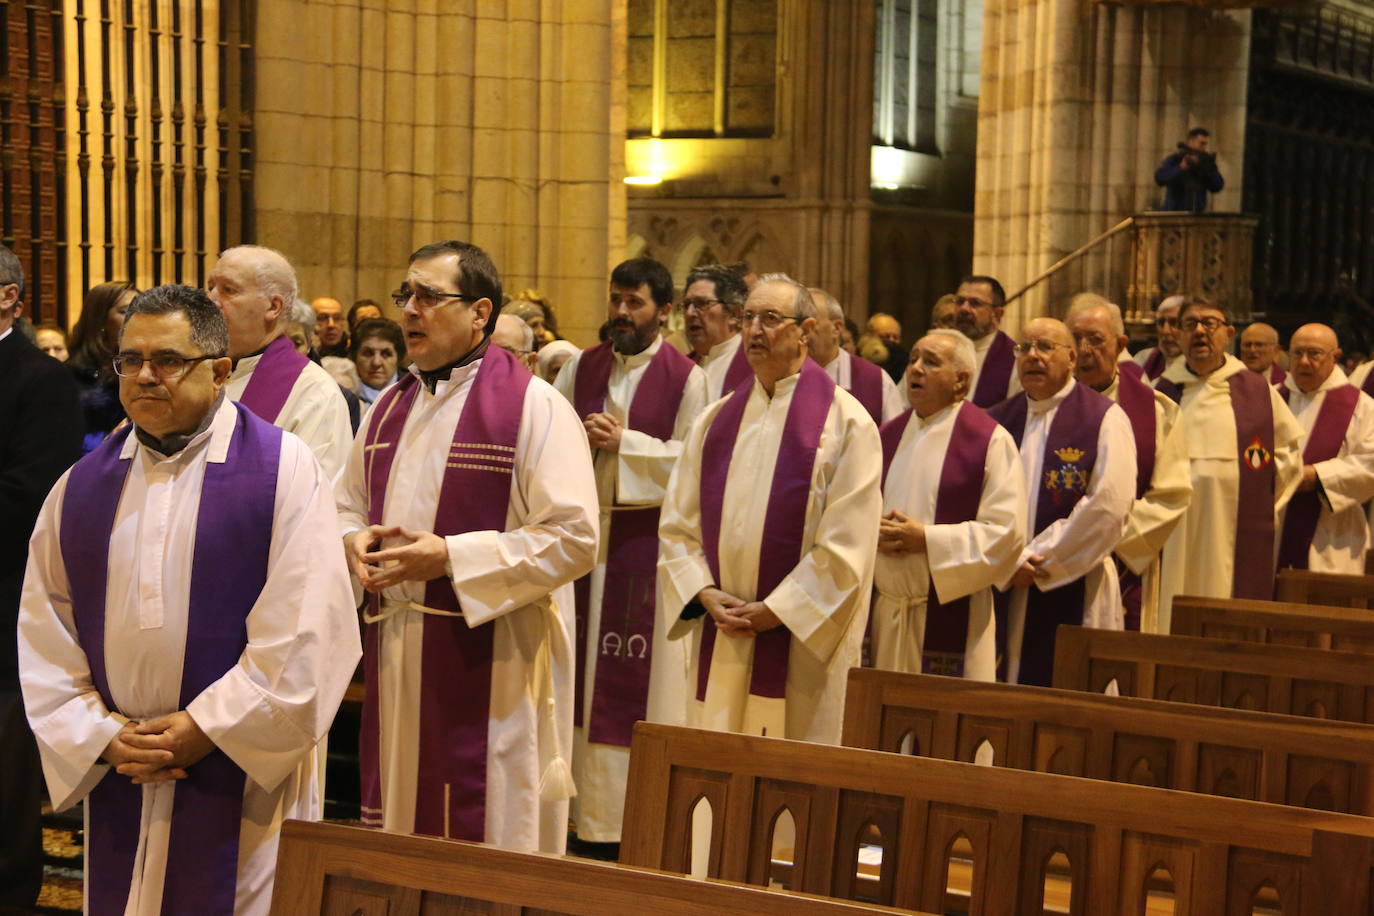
[37,806,82,914]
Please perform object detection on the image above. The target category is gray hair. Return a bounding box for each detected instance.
[925,328,976,378]
[220,245,299,306]
[288,297,316,330]
[809,287,845,322]
[1066,294,1125,336]
[1156,294,1185,315]
[122,284,230,356]
[0,243,24,299]
[495,312,534,351]
[756,272,816,320]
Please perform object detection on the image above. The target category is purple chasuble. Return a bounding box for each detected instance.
[1277,385,1360,571]
[987,384,1112,686]
[722,338,752,394]
[696,359,836,701]
[60,403,281,916]
[236,334,310,424]
[1141,348,1167,381]
[847,354,885,425]
[880,403,998,675]
[1229,370,1280,600]
[358,346,530,842]
[971,330,1016,408]
[570,341,694,746]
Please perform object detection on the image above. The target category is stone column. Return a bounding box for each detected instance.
[253,0,622,344]
[973,0,1250,326]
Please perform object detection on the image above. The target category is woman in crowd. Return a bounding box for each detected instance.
[34,324,69,361]
[65,281,136,452]
[351,317,405,408]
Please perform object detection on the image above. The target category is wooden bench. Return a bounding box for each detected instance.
[269,819,926,916]
[1051,626,1374,723]
[1172,595,1374,652]
[1276,569,1374,608]
[841,667,1374,815]
[620,722,1374,914]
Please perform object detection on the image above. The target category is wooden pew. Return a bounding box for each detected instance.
[1051,626,1374,723]
[1275,569,1374,608]
[620,722,1374,914]
[270,819,925,916]
[841,667,1374,814]
[1172,595,1374,652]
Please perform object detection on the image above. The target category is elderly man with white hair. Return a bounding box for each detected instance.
[808,288,904,425]
[871,329,1025,679]
[1134,295,1185,381]
[651,272,881,745]
[1067,299,1191,633]
[491,313,537,373]
[207,245,352,478]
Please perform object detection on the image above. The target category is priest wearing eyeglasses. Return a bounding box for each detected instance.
[988,318,1136,686]
[650,273,881,745]
[18,285,360,915]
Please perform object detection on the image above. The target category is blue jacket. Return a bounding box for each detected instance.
[1154,151,1224,213]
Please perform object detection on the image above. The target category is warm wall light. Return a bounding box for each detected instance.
[623,175,663,186]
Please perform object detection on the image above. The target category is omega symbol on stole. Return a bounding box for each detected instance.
[1243,435,1272,471]
[1044,446,1090,503]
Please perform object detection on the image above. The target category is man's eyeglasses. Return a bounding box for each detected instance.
[678,297,724,314]
[1013,339,1069,356]
[113,353,222,379]
[1290,348,1333,362]
[317,314,345,325]
[391,284,480,310]
[1180,317,1228,333]
[1155,316,1179,328]
[741,309,800,330]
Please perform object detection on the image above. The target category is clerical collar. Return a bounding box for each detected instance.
[419,336,490,392]
[135,391,226,457]
[231,336,277,371]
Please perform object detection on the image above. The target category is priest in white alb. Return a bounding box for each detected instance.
[872,329,1024,680]
[651,272,881,745]
[19,286,359,915]
[1067,300,1191,634]
[337,241,598,853]
[989,318,1136,686]
[551,257,706,846]
[680,264,752,400]
[809,287,905,425]
[207,245,353,478]
[1276,323,1374,574]
[1155,298,1303,626]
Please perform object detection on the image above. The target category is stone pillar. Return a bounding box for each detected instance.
[973,0,1251,326]
[253,0,622,345]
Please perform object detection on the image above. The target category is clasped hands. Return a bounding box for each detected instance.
[877,509,926,555]
[584,412,623,453]
[101,711,215,785]
[1008,553,1051,589]
[350,525,450,593]
[696,587,782,638]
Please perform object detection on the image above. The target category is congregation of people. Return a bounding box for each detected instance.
[4,235,1374,915]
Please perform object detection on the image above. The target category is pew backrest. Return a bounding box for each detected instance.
[621,722,1374,915]
[1051,625,1374,723]
[1172,595,1374,652]
[1276,569,1374,608]
[841,667,1374,815]
[269,819,923,916]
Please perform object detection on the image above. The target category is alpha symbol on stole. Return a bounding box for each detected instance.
[1243,436,1272,471]
[1044,446,1089,500]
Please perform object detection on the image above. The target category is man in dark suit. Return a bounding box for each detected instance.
[0,244,83,913]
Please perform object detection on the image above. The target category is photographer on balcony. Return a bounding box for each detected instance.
[1155,127,1225,213]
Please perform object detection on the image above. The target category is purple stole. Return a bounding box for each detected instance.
[988,384,1112,687]
[1113,364,1159,629]
[1277,385,1361,571]
[60,404,281,916]
[1362,367,1374,398]
[696,359,835,701]
[880,403,998,676]
[1269,363,1287,387]
[236,334,309,424]
[722,337,752,394]
[1229,370,1280,600]
[358,346,530,841]
[971,330,1016,408]
[1141,347,1168,381]
[570,341,694,747]
[847,353,885,424]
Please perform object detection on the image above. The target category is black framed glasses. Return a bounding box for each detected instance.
[113,353,221,379]
[741,309,800,329]
[678,297,724,314]
[1180,317,1228,333]
[391,284,480,310]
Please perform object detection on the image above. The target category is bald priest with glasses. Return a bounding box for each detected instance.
[18,285,360,915]
[650,273,881,745]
